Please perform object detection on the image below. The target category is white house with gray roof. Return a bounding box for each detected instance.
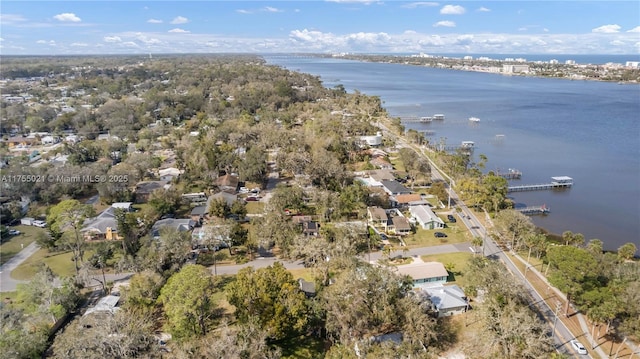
[409,205,445,230]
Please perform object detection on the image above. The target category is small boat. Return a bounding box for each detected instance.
[469,117,480,122]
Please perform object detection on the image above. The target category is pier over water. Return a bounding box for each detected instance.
[507,176,573,193]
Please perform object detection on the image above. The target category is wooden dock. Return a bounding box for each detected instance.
[507,176,573,192]
[497,169,522,180]
[516,205,550,215]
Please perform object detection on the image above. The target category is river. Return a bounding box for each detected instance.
[265,55,640,251]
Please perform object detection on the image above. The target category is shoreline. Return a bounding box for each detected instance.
[315,53,640,85]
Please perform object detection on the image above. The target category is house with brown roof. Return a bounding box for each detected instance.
[390,193,426,208]
[396,261,449,286]
[5,136,38,149]
[389,216,412,236]
[216,173,239,193]
[367,206,388,228]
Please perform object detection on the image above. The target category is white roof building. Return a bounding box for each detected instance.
[409,205,445,230]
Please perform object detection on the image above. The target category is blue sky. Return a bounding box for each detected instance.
[1,1,639,55]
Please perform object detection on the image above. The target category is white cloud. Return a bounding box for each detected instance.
[592,24,621,33]
[53,13,81,22]
[440,5,465,15]
[169,28,190,33]
[37,40,56,46]
[477,7,490,12]
[170,16,189,24]
[71,42,88,47]
[0,14,28,24]
[236,9,252,14]
[147,19,163,24]
[434,21,456,28]
[263,6,283,13]
[401,2,439,8]
[104,36,122,43]
[627,26,640,33]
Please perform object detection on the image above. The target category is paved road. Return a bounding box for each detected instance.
[0,242,40,292]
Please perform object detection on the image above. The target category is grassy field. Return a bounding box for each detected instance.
[287,267,315,282]
[11,248,95,280]
[245,201,265,215]
[0,225,45,266]
[420,252,475,289]
[403,225,470,248]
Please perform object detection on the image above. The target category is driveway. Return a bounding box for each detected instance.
[0,242,40,292]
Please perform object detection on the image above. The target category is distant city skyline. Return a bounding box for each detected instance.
[1,1,639,55]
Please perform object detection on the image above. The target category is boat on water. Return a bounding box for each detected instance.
[419,116,433,123]
[433,114,445,120]
[469,117,480,123]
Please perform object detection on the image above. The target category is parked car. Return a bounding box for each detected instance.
[570,340,587,355]
[434,232,447,238]
[8,229,21,235]
[245,196,258,202]
[379,233,388,241]
[447,214,456,223]
[33,220,46,228]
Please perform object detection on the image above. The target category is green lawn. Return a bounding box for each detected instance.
[245,201,265,215]
[420,252,475,289]
[11,248,95,280]
[287,268,315,282]
[0,225,44,266]
[403,226,469,248]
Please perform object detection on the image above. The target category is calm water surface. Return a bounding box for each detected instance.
[266,56,640,251]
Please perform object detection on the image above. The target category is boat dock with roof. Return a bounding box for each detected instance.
[507,176,573,192]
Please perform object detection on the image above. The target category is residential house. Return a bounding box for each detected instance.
[396,261,449,286]
[298,278,316,298]
[208,191,238,208]
[5,136,38,149]
[190,206,207,226]
[151,218,196,239]
[419,284,469,318]
[216,173,239,193]
[355,169,395,188]
[390,193,426,208]
[370,157,393,170]
[389,216,412,236]
[303,220,320,236]
[291,215,319,236]
[158,167,183,182]
[40,135,60,145]
[81,206,120,241]
[134,180,170,204]
[367,206,388,228]
[380,180,411,196]
[409,205,445,230]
